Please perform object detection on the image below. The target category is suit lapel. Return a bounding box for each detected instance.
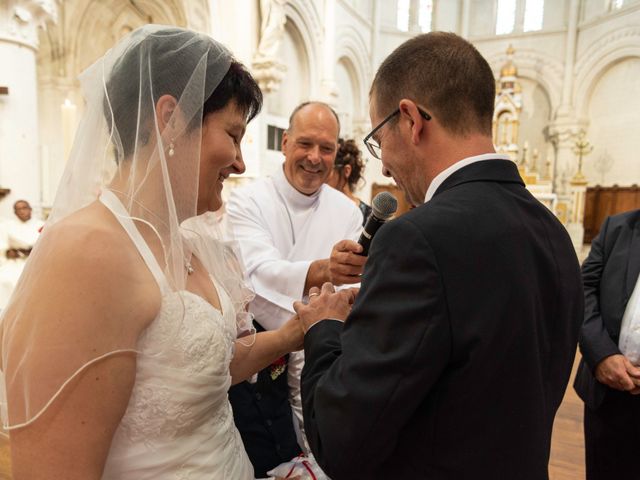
[626,221,640,300]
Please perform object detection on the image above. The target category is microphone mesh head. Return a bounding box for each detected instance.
[372,192,398,220]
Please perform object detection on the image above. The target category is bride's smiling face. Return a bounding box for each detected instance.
[197,100,247,214]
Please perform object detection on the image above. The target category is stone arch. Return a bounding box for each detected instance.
[574,26,640,119]
[486,48,563,115]
[267,19,311,117]
[69,0,187,77]
[183,0,211,34]
[284,0,322,97]
[335,27,371,124]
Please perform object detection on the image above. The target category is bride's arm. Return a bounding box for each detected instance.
[7,225,160,480]
[229,314,303,384]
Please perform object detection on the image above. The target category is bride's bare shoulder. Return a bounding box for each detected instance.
[33,202,161,328]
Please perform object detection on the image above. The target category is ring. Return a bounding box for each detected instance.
[309,292,319,297]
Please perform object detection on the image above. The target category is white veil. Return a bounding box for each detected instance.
[0,25,258,430]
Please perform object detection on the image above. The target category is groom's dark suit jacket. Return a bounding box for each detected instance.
[574,209,640,410]
[301,160,583,480]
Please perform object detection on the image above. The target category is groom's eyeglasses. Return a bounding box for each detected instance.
[363,107,431,160]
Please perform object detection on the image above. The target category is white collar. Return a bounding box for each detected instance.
[423,153,511,203]
[273,165,323,210]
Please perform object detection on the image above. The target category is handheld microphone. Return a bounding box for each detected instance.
[358,192,398,256]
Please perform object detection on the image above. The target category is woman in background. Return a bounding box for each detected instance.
[326,138,371,225]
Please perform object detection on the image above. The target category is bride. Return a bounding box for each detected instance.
[0,25,304,479]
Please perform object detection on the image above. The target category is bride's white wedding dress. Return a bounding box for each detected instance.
[100,190,253,479]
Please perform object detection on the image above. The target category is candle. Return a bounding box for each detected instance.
[61,98,77,163]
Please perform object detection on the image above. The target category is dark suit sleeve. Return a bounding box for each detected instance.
[301,218,450,479]
[579,216,621,371]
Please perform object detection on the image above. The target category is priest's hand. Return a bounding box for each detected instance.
[305,239,366,291]
[328,239,366,285]
[294,282,359,333]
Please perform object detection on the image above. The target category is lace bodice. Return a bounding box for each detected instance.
[102,288,253,479]
[97,190,253,479]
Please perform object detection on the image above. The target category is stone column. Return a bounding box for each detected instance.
[320,0,338,107]
[551,0,581,193]
[460,0,471,37]
[409,0,421,33]
[0,0,57,218]
[370,0,382,69]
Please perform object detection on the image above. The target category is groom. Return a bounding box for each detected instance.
[294,32,583,479]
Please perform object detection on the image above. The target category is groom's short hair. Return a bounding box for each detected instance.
[371,32,495,137]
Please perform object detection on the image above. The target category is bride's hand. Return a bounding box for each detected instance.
[278,313,305,352]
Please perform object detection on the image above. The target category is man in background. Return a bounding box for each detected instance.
[574,209,640,480]
[0,200,44,308]
[226,101,365,477]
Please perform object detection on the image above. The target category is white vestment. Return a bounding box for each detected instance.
[226,166,362,448]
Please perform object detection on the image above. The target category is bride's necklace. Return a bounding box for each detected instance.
[107,187,195,275]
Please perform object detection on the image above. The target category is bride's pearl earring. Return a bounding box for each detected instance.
[168,139,175,157]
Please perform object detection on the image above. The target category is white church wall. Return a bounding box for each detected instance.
[573,4,640,187]
[517,77,553,173]
[0,44,41,217]
[577,1,640,56]
[334,0,378,203]
[581,0,609,22]
[335,0,372,122]
[468,0,497,38]
[341,0,374,21]
[543,0,569,30]
[335,60,357,138]
[209,0,258,65]
[584,58,640,186]
[434,0,462,33]
[580,0,640,23]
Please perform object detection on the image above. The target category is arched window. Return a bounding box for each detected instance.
[397,0,410,31]
[496,0,516,35]
[523,0,544,32]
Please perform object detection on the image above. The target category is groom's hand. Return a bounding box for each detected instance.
[293,282,358,333]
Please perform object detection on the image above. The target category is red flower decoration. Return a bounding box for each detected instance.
[269,356,286,380]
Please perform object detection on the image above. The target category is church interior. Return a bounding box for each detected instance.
[0,0,639,478]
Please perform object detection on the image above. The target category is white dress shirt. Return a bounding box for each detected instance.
[424,153,512,203]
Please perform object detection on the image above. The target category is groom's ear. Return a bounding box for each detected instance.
[155,94,178,132]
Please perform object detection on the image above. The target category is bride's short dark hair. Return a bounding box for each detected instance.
[104,27,262,159]
[203,61,262,124]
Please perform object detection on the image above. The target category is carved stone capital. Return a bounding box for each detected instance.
[251,59,287,94]
[546,118,588,149]
[0,0,58,50]
[320,78,339,108]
